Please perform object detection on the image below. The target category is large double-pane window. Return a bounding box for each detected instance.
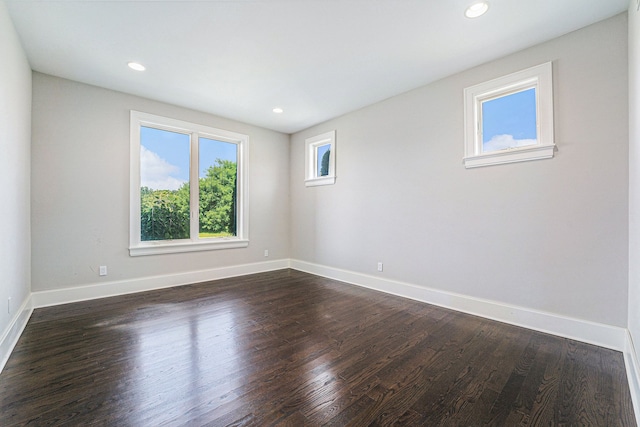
[130,111,248,256]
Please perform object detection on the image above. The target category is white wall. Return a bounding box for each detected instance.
[31,73,290,292]
[290,14,629,328]
[628,0,640,407]
[0,0,31,355]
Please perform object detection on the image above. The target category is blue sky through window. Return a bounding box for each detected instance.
[140,126,237,190]
[199,137,237,178]
[482,88,537,152]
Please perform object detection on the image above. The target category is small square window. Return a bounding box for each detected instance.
[305,130,336,186]
[463,62,555,168]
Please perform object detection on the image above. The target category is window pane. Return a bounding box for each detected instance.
[316,144,331,177]
[482,88,537,153]
[140,126,190,241]
[199,137,238,238]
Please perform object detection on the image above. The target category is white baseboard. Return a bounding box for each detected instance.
[0,294,33,373]
[290,259,627,351]
[625,331,640,422]
[32,259,290,308]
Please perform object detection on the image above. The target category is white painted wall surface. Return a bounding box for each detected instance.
[627,0,640,403]
[290,14,629,327]
[0,0,31,355]
[31,73,290,291]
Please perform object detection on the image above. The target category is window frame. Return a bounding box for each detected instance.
[463,62,555,168]
[129,111,249,256]
[305,130,336,187]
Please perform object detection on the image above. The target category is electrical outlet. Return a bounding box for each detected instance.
[377,262,383,272]
[99,265,107,276]
[264,249,269,257]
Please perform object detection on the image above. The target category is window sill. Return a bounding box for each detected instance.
[305,176,336,187]
[130,238,249,257]
[463,143,556,169]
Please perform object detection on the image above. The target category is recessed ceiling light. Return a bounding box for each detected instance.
[128,62,146,71]
[465,1,489,18]
[272,107,284,114]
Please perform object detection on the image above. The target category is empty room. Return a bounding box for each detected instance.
[1,0,639,425]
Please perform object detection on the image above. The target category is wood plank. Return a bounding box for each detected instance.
[0,269,635,426]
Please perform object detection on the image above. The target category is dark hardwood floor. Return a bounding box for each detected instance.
[0,269,636,426]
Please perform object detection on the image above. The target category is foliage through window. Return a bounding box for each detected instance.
[317,144,331,177]
[198,137,238,239]
[130,111,248,256]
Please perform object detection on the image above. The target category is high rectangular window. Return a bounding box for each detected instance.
[463,62,555,168]
[305,130,336,186]
[130,111,249,256]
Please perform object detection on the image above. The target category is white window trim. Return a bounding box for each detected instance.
[129,111,249,256]
[463,62,555,168]
[305,130,336,187]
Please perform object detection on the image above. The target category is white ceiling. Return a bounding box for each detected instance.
[6,0,628,134]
